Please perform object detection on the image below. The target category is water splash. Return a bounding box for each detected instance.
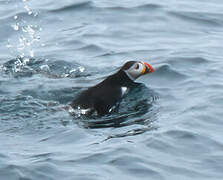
[69,84,160,130]
[1,57,88,78]
[7,0,41,58]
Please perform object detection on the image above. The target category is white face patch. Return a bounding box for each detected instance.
[121,86,128,97]
[124,62,144,81]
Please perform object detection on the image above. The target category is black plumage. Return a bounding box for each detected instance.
[71,70,134,115]
[71,61,154,116]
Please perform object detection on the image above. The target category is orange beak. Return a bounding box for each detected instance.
[141,62,154,74]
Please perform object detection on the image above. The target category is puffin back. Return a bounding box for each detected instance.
[71,70,135,115]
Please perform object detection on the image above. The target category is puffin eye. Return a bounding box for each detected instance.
[135,64,139,69]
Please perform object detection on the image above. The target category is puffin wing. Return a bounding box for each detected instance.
[92,85,123,115]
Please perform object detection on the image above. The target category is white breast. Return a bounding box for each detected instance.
[121,86,128,97]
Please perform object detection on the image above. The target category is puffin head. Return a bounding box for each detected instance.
[121,61,154,81]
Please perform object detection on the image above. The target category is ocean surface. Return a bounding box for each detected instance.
[1,0,223,179]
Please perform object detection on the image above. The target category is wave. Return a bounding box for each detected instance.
[101,3,163,11]
[133,3,163,10]
[49,1,92,13]
[168,10,223,27]
[167,56,209,69]
[152,63,187,80]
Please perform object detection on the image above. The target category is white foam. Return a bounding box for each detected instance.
[121,86,128,97]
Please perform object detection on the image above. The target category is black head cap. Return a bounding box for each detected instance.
[120,61,137,71]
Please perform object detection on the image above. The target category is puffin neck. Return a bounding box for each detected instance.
[108,70,135,87]
[124,70,135,81]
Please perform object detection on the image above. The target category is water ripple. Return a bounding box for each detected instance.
[168,11,223,27]
[1,0,223,179]
[49,1,92,13]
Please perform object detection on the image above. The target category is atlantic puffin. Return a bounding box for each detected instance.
[71,61,154,116]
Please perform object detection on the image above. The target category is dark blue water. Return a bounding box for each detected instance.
[1,0,223,179]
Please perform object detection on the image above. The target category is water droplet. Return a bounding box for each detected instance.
[20,53,25,58]
[12,23,19,31]
[34,35,40,41]
[6,40,13,48]
[6,44,13,48]
[24,5,32,15]
[26,25,35,36]
[69,69,77,73]
[78,66,85,72]
[24,5,29,11]
[23,58,30,64]
[40,65,50,72]
[21,27,27,33]
[30,50,34,57]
